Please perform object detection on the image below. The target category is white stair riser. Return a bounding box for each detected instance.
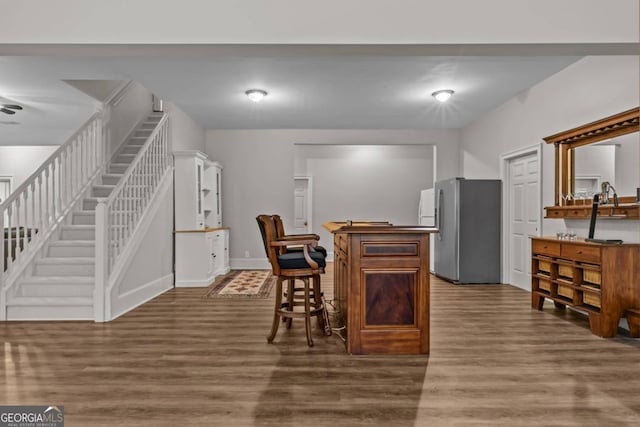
[101,175,121,185]
[21,283,94,297]
[72,213,95,225]
[48,245,95,257]
[110,164,128,174]
[34,263,94,276]
[60,228,95,240]
[92,187,114,197]
[7,305,93,320]
[83,199,98,210]
[116,155,135,163]
[121,146,142,155]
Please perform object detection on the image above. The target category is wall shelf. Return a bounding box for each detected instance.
[544,203,639,219]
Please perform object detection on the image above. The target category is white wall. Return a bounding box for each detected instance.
[574,145,615,191]
[0,146,57,191]
[109,173,174,319]
[106,81,153,158]
[206,129,459,268]
[460,55,640,242]
[0,1,636,44]
[614,134,640,196]
[166,101,206,152]
[295,144,434,249]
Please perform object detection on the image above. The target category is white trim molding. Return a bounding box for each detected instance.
[230,258,270,270]
[499,143,542,287]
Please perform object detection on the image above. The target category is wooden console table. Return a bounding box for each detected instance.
[531,237,640,337]
[323,221,437,354]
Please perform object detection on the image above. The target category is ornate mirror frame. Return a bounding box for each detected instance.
[543,107,639,208]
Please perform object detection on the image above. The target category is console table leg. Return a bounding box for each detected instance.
[590,313,619,338]
[626,310,640,338]
[554,301,566,309]
[532,294,545,310]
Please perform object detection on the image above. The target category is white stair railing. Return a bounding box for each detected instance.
[0,112,104,320]
[94,114,169,321]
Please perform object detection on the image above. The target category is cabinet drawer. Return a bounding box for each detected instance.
[532,240,560,257]
[561,244,600,263]
[583,291,601,308]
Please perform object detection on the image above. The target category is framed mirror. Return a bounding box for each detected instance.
[543,107,639,218]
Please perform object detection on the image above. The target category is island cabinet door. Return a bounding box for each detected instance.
[348,233,430,355]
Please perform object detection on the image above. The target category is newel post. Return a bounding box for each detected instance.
[0,212,5,321]
[94,199,109,322]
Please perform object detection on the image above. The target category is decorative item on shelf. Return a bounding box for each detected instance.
[555,230,577,240]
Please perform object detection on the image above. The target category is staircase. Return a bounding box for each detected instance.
[5,113,164,320]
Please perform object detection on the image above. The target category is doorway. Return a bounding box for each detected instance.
[500,145,541,290]
[0,176,12,204]
[293,176,312,234]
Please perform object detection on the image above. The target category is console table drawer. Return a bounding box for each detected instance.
[532,240,560,257]
[561,244,600,263]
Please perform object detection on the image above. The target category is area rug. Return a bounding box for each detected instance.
[204,270,275,299]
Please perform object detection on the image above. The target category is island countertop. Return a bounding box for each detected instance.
[322,221,438,234]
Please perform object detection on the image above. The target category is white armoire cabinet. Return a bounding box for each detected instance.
[174,151,230,287]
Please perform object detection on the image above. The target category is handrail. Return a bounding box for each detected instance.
[0,112,103,209]
[1,111,105,320]
[105,114,168,206]
[94,113,169,321]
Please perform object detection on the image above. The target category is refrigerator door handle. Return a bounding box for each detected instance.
[437,189,443,241]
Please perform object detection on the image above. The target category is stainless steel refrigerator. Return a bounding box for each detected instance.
[434,177,501,284]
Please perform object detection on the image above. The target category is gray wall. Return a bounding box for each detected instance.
[106,81,153,158]
[460,55,640,242]
[166,101,206,152]
[0,146,57,192]
[2,1,636,45]
[614,133,640,197]
[295,144,434,249]
[206,129,459,268]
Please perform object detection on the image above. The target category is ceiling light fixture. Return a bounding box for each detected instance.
[245,89,268,103]
[432,89,454,103]
[0,103,23,115]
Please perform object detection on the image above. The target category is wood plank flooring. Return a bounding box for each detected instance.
[2,264,640,426]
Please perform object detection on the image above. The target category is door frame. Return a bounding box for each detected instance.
[294,175,313,234]
[0,175,13,205]
[499,143,542,286]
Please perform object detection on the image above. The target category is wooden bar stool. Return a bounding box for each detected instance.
[256,214,328,346]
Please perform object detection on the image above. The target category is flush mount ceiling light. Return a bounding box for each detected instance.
[245,89,268,103]
[0,103,23,115]
[431,89,454,103]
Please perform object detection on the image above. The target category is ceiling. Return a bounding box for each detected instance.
[0,46,594,145]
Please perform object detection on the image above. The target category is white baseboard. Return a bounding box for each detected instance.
[175,276,216,287]
[230,258,270,270]
[109,274,173,321]
[230,255,334,270]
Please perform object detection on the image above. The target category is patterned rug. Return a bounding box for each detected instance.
[204,270,275,299]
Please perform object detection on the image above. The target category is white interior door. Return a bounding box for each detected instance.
[294,177,311,233]
[0,176,12,226]
[0,178,11,204]
[508,153,539,290]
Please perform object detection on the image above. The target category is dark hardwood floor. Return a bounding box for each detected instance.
[2,263,640,426]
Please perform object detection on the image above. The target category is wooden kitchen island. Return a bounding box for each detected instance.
[323,221,437,355]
